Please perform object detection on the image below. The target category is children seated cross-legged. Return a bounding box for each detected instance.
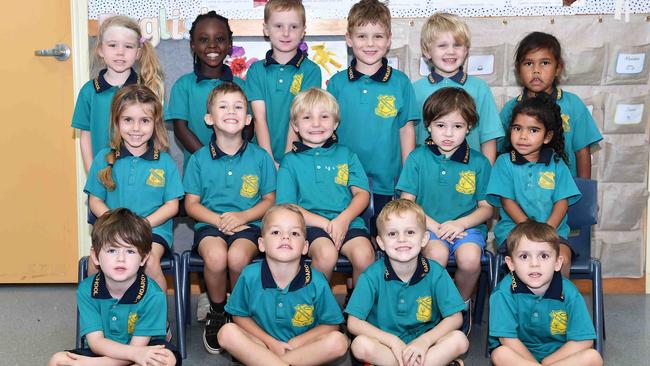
[346,199,469,366]
[48,208,179,366]
[397,87,493,335]
[277,88,375,286]
[217,204,349,366]
[489,220,603,366]
[183,82,276,354]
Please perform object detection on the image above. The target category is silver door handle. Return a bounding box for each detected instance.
[34,44,70,61]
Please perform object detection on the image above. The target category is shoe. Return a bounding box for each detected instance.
[460,298,472,337]
[448,359,464,366]
[203,309,228,354]
[197,292,210,322]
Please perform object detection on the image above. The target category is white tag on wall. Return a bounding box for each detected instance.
[419,58,430,76]
[586,105,594,116]
[387,56,400,70]
[615,53,646,74]
[614,104,644,125]
[467,54,495,75]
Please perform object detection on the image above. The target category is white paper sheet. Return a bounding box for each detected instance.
[615,53,646,74]
[467,54,495,76]
[614,104,644,125]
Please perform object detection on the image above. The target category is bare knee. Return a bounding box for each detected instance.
[350,335,374,361]
[310,241,338,269]
[145,254,162,273]
[160,348,176,366]
[423,241,449,266]
[227,248,254,274]
[348,243,375,270]
[322,331,349,358]
[201,243,227,273]
[48,351,70,366]
[217,322,240,350]
[583,348,603,366]
[455,250,481,273]
[445,330,469,355]
[490,346,506,365]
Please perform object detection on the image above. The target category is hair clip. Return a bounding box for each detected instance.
[107,162,114,167]
[139,36,146,46]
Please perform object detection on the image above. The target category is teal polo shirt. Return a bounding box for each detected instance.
[396,140,492,237]
[246,50,322,162]
[486,149,581,247]
[489,272,596,362]
[277,138,369,230]
[225,259,344,342]
[345,255,466,343]
[71,68,140,157]
[84,144,184,247]
[413,69,504,149]
[165,64,246,167]
[499,87,603,177]
[78,270,167,344]
[327,58,420,196]
[183,135,276,230]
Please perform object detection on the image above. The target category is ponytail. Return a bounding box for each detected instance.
[98,149,118,191]
[138,40,165,102]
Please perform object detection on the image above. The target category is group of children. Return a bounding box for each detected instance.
[48,0,606,365]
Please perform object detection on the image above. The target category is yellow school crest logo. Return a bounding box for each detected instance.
[146,169,165,187]
[290,73,304,95]
[375,95,397,118]
[415,296,432,322]
[292,304,314,327]
[335,164,349,185]
[561,114,570,132]
[550,310,567,335]
[455,171,476,195]
[538,172,555,190]
[240,175,259,198]
[127,312,139,334]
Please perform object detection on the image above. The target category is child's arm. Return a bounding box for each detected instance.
[542,340,594,365]
[403,312,463,365]
[438,200,493,241]
[84,332,169,366]
[546,198,568,229]
[399,122,416,164]
[497,337,538,362]
[575,147,591,179]
[88,195,110,218]
[400,192,440,232]
[348,315,407,365]
[232,315,293,356]
[79,130,93,173]
[220,192,276,233]
[251,101,277,166]
[481,139,498,165]
[328,186,370,248]
[145,199,179,227]
[287,324,340,349]
[172,119,203,154]
[184,193,222,229]
[501,197,528,224]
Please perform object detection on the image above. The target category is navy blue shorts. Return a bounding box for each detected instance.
[366,193,393,237]
[152,234,171,256]
[68,339,181,365]
[193,225,261,251]
[306,227,370,251]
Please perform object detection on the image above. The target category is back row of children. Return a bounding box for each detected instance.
[63,0,603,364]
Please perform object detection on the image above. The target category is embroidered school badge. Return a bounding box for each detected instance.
[549,310,568,335]
[561,114,571,132]
[415,296,432,322]
[127,312,139,334]
[375,95,397,118]
[538,172,555,190]
[240,175,259,198]
[146,169,165,187]
[455,171,476,195]
[335,164,349,185]
[292,304,315,327]
[290,73,304,95]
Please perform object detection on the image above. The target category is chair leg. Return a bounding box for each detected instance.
[182,251,192,328]
[172,253,186,359]
[492,254,504,290]
[76,257,89,349]
[592,259,604,355]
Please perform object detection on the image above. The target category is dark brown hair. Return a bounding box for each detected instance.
[506,220,561,256]
[423,87,478,130]
[514,31,564,84]
[91,208,152,258]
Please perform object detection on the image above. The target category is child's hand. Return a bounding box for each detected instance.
[54,352,87,366]
[134,345,170,366]
[402,338,428,366]
[219,211,247,233]
[388,336,407,366]
[267,338,293,356]
[437,220,466,242]
[230,224,251,234]
[327,216,351,249]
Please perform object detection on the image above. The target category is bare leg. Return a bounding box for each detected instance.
[227,239,259,289]
[198,237,229,303]
[547,348,602,366]
[491,345,541,366]
[453,243,482,300]
[281,331,349,366]
[340,237,375,286]
[351,335,400,366]
[308,238,338,282]
[422,330,468,366]
[423,240,450,267]
[145,243,168,293]
[218,323,288,366]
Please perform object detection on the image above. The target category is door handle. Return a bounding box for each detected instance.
[34,44,70,61]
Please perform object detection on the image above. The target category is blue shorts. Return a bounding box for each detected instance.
[193,225,261,250]
[306,227,370,251]
[428,228,486,258]
[69,339,181,365]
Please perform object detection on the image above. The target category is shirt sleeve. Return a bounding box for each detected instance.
[344,271,376,321]
[400,79,421,127]
[225,267,253,317]
[565,285,597,341]
[569,98,603,151]
[395,150,419,196]
[163,157,185,202]
[77,279,103,338]
[552,161,582,206]
[314,272,345,325]
[475,82,505,143]
[165,76,190,122]
[486,155,514,207]
[276,158,299,204]
[488,289,519,339]
[182,154,203,196]
[347,151,369,192]
[71,82,93,130]
[475,154,492,202]
[83,151,109,200]
[433,268,466,318]
[132,289,167,337]
[302,63,322,90]
[245,62,265,102]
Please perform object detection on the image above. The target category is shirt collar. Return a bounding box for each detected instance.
[208,133,248,159]
[91,269,149,304]
[425,138,470,164]
[263,49,306,68]
[93,68,140,93]
[348,58,392,83]
[510,271,564,301]
[291,134,338,153]
[517,85,563,102]
[114,142,160,161]
[261,258,312,292]
[383,254,430,285]
[510,147,553,166]
[427,67,467,85]
[194,63,234,83]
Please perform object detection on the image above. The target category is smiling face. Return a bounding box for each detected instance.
[505,236,563,295]
[118,102,155,156]
[423,31,468,77]
[264,10,305,57]
[509,113,553,162]
[98,25,141,74]
[346,22,391,75]
[91,240,148,285]
[259,209,308,263]
[377,211,429,264]
[518,48,562,95]
[427,109,469,157]
[205,91,251,137]
[291,105,338,148]
[190,18,232,73]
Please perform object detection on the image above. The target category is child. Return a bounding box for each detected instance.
[413,13,503,164]
[489,220,602,366]
[48,208,179,366]
[487,94,581,277]
[327,0,420,233]
[166,11,246,168]
[277,88,375,285]
[85,84,183,299]
[247,0,322,165]
[72,15,164,172]
[217,204,349,366]
[500,31,602,178]
[346,199,468,366]
[183,82,276,354]
[397,87,493,327]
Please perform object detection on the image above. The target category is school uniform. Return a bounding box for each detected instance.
[489,272,597,362]
[246,50,322,162]
[165,64,246,168]
[486,149,581,249]
[345,255,466,343]
[71,69,140,157]
[225,259,344,342]
[84,144,184,248]
[499,87,603,177]
[412,68,504,149]
[327,58,420,197]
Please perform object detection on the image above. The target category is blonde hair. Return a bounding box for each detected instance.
[376,199,426,236]
[420,13,470,56]
[99,85,168,191]
[261,204,307,236]
[95,16,165,100]
[290,88,340,125]
[206,82,248,113]
[347,0,391,35]
[264,0,306,25]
